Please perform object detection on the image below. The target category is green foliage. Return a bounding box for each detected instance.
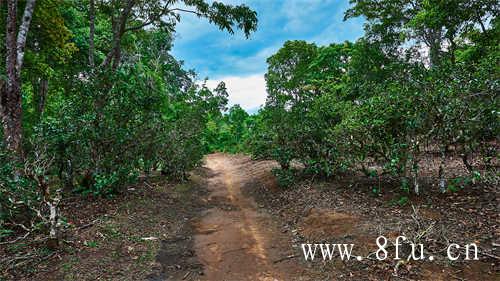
[0,0,258,239]
[248,1,498,193]
[0,0,498,247]
[0,147,38,231]
[84,240,98,248]
[394,196,409,207]
[400,178,410,194]
[254,41,354,174]
[0,228,14,239]
[203,104,253,153]
[271,168,296,188]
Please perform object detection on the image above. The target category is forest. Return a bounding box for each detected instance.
[0,0,498,280]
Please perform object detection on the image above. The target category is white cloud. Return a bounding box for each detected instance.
[203,74,267,112]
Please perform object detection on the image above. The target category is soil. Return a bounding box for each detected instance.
[1,153,498,280]
[240,155,499,280]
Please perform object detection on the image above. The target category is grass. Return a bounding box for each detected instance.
[83,240,98,248]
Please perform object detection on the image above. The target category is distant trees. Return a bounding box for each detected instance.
[203,104,254,154]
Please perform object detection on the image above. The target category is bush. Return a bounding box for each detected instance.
[272,168,296,188]
[0,146,39,238]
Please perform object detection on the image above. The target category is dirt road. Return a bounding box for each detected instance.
[192,154,302,281]
[189,154,498,281]
[23,153,496,280]
[30,153,493,281]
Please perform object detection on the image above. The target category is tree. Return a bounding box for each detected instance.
[260,41,354,174]
[203,104,252,153]
[1,0,36,155]
[344,0,499,193]
[250,1,498,192]
[345,0,499,66]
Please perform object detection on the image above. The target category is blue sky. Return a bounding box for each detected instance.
[171,0,365,112]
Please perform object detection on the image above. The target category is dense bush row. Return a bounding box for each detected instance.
[0,40,228,237]
[250,1,499,192]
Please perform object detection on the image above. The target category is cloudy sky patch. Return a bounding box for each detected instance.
[172,0,365,111]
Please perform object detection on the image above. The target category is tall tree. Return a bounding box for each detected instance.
[1,0,36,155]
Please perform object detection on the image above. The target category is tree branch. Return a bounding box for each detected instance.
[124,5,171,33]
[89,0,95,68]
[124,19,156,32]
[16,0,36,72]
[169,8,204,17]
[101,0,135,69]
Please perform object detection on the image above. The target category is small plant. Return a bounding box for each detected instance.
[472,170,481,183]
[0,228,14,239]
[447,177,470,192]
[272,168,295,188]
[397,196,409,206]
[400,178,410,193]
[84,240,98,248]
[368,169,378,178]
[390,196,409,206]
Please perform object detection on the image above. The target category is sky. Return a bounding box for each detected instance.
[171,0,365,113]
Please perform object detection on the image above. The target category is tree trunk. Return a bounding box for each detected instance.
[424,27,443,67]
[461,146,473,173]
[101,0,134,69]
[412,158,419,195]
[438,146,447,193]
[45,188,61,249]
[16,0,36,71]
[2,0,22,154]
[1,83,23,154]
[89,0,95,68]
[36,78,48,117]
[46,200,60,249]
[448,36,456,65]
[411,143,420,195]
[1,0,36,155]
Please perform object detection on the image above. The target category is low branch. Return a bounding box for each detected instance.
[0,231,30,245]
